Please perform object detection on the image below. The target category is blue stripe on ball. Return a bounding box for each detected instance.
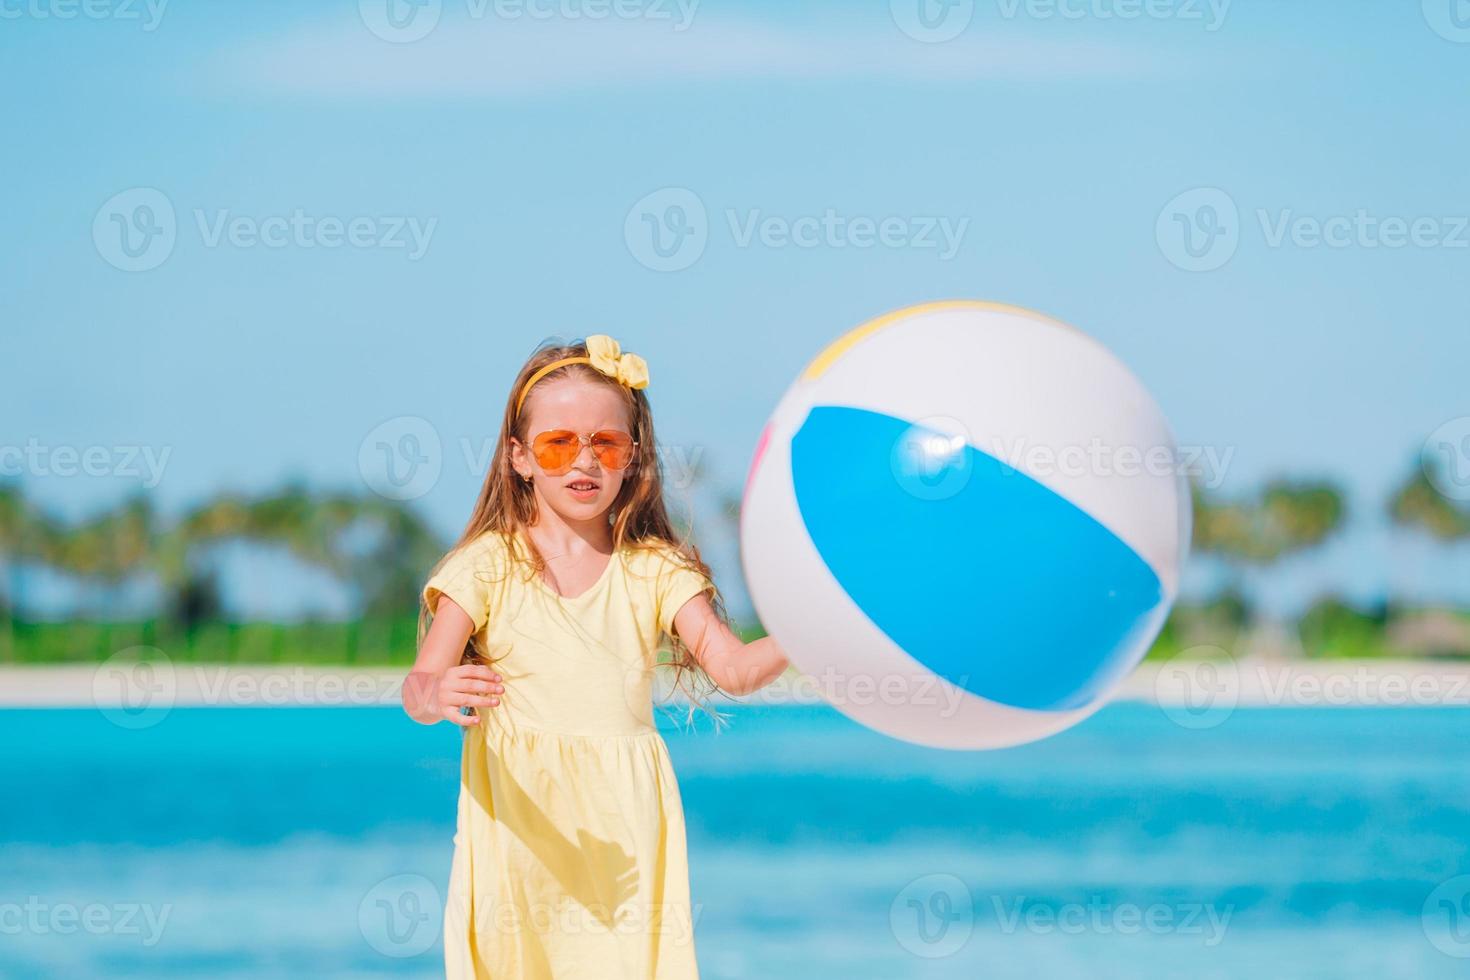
[791,405,1166,712]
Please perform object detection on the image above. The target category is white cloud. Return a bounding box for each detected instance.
[216,10,1174,99]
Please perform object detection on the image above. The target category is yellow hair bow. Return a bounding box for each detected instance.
[515,334,650,416]
[585,334,650,391]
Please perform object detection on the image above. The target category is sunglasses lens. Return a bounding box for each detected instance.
[591,431,635,469]
[532,431,579,473]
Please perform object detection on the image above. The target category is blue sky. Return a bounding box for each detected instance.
[3,0,1468,618]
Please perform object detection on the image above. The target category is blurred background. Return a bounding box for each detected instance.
[3,1,1469,977]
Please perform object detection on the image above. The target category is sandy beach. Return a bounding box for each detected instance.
[4,659,1469,710]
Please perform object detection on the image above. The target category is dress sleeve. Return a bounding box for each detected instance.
[654,545,718,638]
[423,533,499,632]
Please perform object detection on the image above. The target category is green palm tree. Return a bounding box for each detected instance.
[1389,459,1470,541]
[1193,478,1345,564]
[0,481,67,619]
[169,481,444,619]
[1,480,445,627]
[1191,477,1347,657]
[1385,457,1470,653]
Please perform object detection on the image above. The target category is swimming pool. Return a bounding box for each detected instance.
[3,703,1468,977]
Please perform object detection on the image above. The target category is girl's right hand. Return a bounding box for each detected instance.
[436,664,504,726]
[405,595,501,726]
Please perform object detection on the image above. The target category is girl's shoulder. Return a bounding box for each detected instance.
[424,529,517,628]
[622,537,718,633]
[445,528,516,573]
[622,535,690,569]
[621,536,710,588]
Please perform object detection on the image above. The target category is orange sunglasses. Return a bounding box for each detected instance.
[529,429,637,475]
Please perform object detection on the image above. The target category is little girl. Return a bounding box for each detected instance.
[402,334,789,979]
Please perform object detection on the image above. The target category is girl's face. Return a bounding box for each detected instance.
[510,377,635,523]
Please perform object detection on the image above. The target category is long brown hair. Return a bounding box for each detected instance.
[417,336,729,714]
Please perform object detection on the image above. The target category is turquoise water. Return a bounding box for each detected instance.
[3,704,1469,978]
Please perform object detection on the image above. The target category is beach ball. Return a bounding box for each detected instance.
[740,301,1190,750]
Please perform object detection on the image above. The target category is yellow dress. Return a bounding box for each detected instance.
[422,529,716,979]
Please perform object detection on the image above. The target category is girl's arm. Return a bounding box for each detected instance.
[401,597,504,726]
[672,594,789,697]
